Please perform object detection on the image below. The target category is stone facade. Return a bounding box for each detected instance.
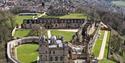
[22,18,88,29]
[39,21,100,63]
[39,36,69,63]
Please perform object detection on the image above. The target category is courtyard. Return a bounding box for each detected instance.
[17,44,39,63]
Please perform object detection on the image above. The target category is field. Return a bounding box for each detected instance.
[51,30,75,41]
[14,29,32,38]
[15,15,33,25]
[17,44,39,63]
[42,13,87,19]
[15,13,43,25]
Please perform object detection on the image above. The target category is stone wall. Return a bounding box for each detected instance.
[7,36,39,63]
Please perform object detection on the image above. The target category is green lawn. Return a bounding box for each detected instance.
[14,29,32,38]
[15,15,33,25]
[15,13,87,25]
[60,13,87,19]
[15,13,43,25]
[99,31,116,63]
[17,44,39,63]
[51,30,75,41]
[41,13,87,19]
[92,30,104,57]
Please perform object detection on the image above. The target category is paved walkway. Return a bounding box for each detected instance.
[47,30,51,38]
[97,31,108,60]
[57,29,78,32]
[12,27,17,37]
[33,12,46,19]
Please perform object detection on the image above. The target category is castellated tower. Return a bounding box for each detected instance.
[39,36,49,63]
[38,35,69,63]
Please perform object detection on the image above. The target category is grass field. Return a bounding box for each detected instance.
[14,29,32,38]
[93,30,104,57]
[99,31,116,63]
[42,13,87,19]
[15,13,43,25]
[51,30,75,41]
[17,44,39,63]
[15,15,33,25]
[60,13,87,19]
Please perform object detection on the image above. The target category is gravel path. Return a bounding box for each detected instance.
[97,31,108,60]
[47,30,51,38]
[12,27,17,37]
[57,29,78,32]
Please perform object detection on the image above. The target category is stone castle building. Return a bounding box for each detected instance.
[38,21,100,63]
[22,18,89,29]
[39,36,69,63]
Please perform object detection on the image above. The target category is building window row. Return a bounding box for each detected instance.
[49,56,64,61]
[25,19,85,24]
[49,51,55,54]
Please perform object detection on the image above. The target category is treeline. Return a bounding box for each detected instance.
[0,11,15,63]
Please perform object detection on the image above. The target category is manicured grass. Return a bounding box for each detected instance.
[15,15,33,25]
[41,13,87,19]
[17,44,39,63]
[92,30,104,57]
[51,30,75,41]
[99,31,116,63]
[14,29,32,38]
[15,13,87,25]
[15,13,43,25]
[60,13,87,19]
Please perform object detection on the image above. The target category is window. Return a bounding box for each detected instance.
[49,57,53,61]
[46,51,47,53]
[53,51,55,54]
[55,56,58,61]
[49,51,51,54]
[60,56,64,61]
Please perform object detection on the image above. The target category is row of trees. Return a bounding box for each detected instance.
[0,11,15,63]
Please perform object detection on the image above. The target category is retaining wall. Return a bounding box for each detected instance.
[7,36,39,63]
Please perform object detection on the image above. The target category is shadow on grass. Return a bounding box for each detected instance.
[32,61,37,63]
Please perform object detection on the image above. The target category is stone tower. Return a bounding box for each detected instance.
[39,36,49,63]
